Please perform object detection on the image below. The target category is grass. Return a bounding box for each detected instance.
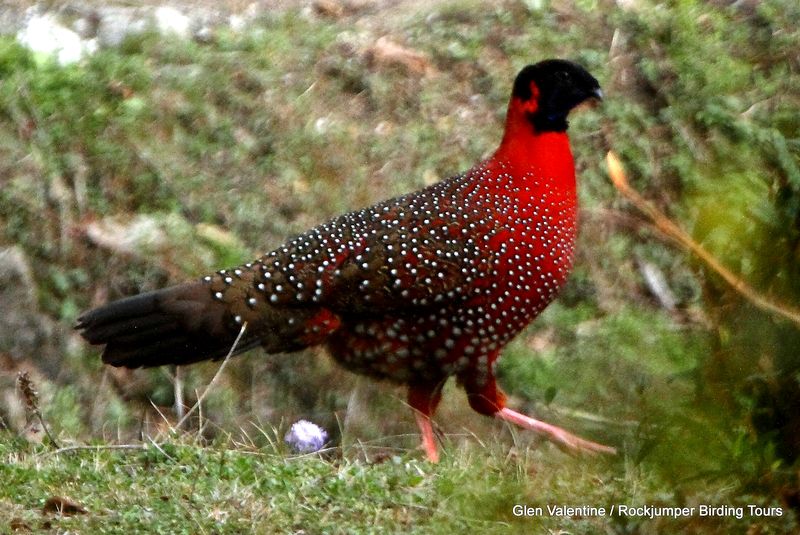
[1,437,794,534]
[1,0,800,532]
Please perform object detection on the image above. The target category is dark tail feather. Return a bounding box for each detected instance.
[76,283,258,368]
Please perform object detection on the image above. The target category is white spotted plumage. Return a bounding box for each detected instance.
[200,156,576,389]
[77,59,611,459]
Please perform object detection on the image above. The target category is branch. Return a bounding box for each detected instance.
[606,151,800,327]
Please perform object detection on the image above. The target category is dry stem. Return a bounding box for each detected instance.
[606,151,800,327]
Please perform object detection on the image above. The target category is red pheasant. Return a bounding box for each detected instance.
[77,59,613,461]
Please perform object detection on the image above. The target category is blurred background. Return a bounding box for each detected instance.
[1,0,799,530]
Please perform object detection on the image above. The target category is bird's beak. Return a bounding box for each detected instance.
[576,88,603,112]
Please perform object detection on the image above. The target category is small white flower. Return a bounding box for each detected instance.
[284,420,328,453]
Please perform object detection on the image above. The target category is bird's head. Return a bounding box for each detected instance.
[511,59,602,133]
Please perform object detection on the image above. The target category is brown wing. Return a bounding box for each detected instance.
[253,172,499,318]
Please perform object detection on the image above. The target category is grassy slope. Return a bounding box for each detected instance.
[2,439,793,534]
[1,0,799,532]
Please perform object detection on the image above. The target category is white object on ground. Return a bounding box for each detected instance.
[284,420,329,453]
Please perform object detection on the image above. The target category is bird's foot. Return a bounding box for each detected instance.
[496,407,616,455]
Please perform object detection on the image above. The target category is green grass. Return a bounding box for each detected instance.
[1,0,800,532]
[1,437,794,534]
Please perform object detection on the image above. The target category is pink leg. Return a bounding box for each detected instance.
[496,407,616,455]
[414,411,439,463]
[464,356,616,456]
[408,383,444,463]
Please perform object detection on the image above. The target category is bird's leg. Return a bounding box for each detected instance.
[408,383,444,463]
[495,407,616,455]
[414,412,438,463]
[463,362,616,455]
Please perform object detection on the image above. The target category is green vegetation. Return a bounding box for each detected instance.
[2,439,793,534]
[1,0,799,532]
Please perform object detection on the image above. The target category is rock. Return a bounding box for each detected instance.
[94,7,150,48]
[3,3,269,51]
[0,247,63,376]
[78,213,249,275]
[71,12,100,40]
[16,8,96,65]
[229,2,265,32]
[82,215,169,258]
[638,259,678,311]
[0,7,25,36]
[194,26,215,44]
[154,6,191,39]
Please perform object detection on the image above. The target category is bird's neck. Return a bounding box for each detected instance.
[491,101,576,193]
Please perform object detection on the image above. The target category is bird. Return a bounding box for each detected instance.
[77,58,614,461]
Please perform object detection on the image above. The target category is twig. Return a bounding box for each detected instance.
[138,407,147,441]
[606,151,800,327]
[173,365,185,421]
[168,323,248,435]
[197,387,205,438]
[146,436,177,462]
[148,398,174,432]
